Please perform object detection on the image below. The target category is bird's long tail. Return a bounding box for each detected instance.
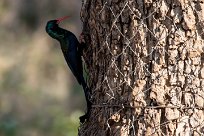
[79,77,92,123]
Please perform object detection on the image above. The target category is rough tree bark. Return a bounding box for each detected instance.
[79,0,204,135]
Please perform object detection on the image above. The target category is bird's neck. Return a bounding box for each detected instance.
[48,26,65,41]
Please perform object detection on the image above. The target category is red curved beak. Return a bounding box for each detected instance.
[56,16,69,24]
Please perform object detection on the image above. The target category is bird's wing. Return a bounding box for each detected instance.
[63,44,83,84]
[61,32,84,84]
[68,53,83,84]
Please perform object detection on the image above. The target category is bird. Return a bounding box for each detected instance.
[45,16,91,123]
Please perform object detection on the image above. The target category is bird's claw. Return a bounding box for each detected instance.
[79,33,85,44]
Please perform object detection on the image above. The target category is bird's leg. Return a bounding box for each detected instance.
[78,33,86,58]
[79,32,85,44]
[79,33,87,51]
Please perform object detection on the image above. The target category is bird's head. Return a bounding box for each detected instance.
[46,16,69,39]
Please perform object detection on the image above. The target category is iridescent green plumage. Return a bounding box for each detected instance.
[46,21,63,38]
[46,18,91,123]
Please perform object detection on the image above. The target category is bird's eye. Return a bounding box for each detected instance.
[51,25,57,30]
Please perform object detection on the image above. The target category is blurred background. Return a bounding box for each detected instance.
[0,0,84,135]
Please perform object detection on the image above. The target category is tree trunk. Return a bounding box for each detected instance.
[79,0,204,135]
